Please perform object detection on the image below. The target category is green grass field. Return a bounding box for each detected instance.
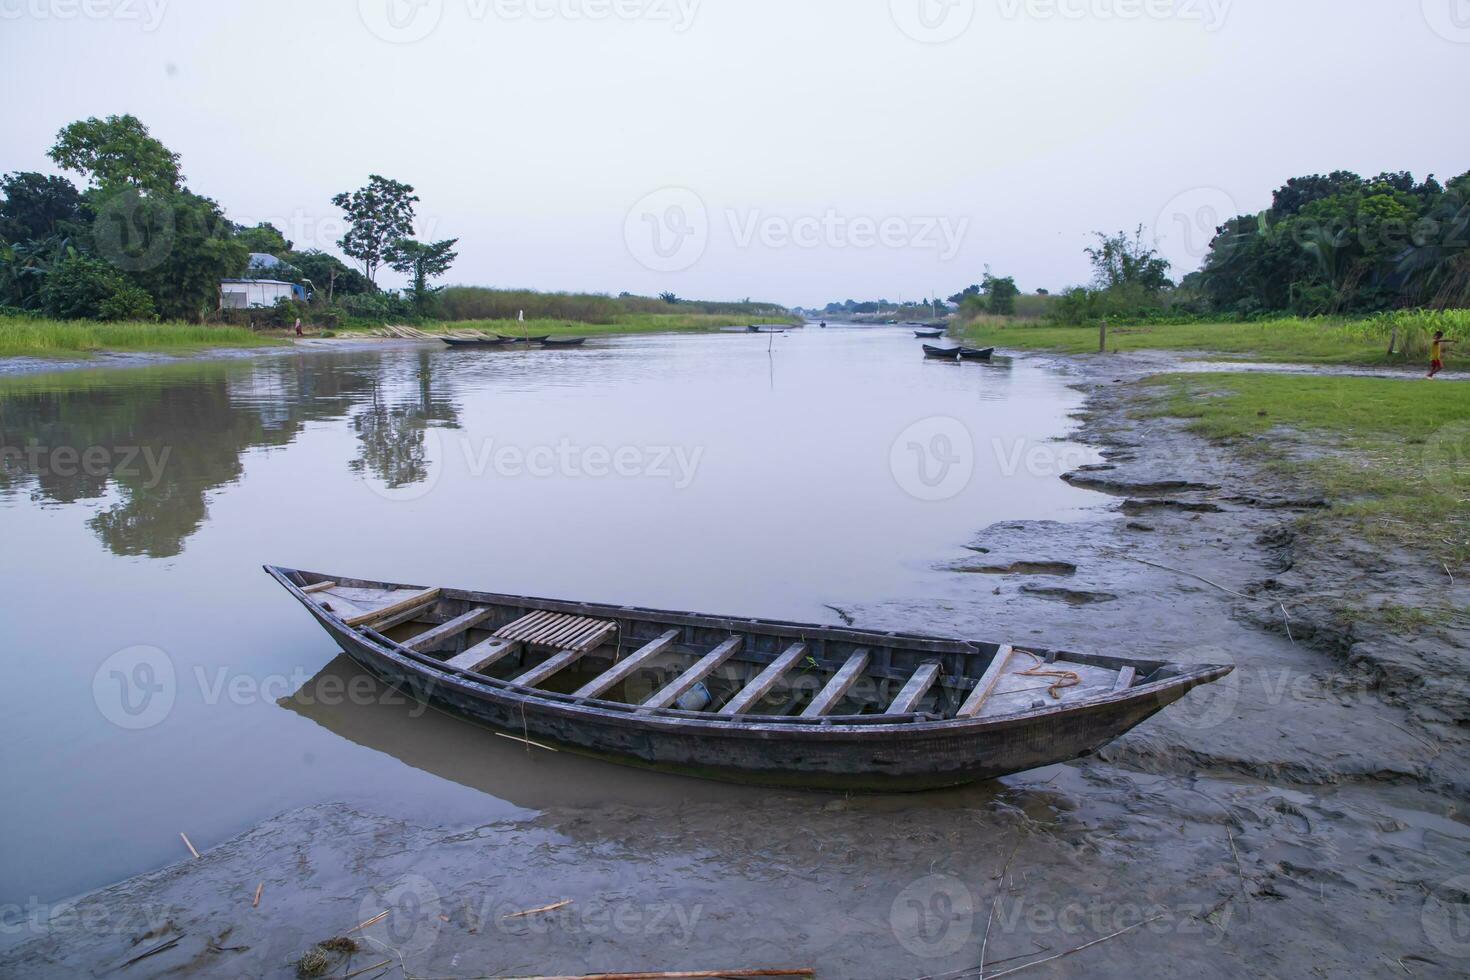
[956,312,1469,366]
[1141,372,1470,567]
[0,316,280,358]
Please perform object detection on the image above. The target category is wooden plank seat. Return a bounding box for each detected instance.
[642,637,743,711]
[495,610,617,654]
[573,630,681,700]
[403,607,496,653]
[720,642,808,716]
[802,649,871,718]
[886,662,942,716]
[444,637,520,674]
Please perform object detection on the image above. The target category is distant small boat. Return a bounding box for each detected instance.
[959,347,996,361]
[442,337,510,348]
[540,337,588,348]
[914,329,945,339]
[747,325,787,334]
[497,334,552,343]
[923,344,963,361]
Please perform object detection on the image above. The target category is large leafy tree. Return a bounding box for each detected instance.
[331,175,418,287]
[386,237,458,313]
[116,190,246,320]
[48,115,181,193]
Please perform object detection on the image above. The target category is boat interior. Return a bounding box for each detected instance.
[282,570,1191,725]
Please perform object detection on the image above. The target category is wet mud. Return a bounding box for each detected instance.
[4,351,1467,979]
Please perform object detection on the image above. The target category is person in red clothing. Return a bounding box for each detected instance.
[1428,330,1454,378]
[294,317,303,338]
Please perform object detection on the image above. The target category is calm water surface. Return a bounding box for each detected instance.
[0,327,1101,903]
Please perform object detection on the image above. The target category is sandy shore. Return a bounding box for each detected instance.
[2,351,1466,979]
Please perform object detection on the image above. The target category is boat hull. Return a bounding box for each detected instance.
[294,592,1198,792]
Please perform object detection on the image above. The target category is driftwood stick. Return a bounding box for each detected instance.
[349,910,390,933]
[976,913,1168,979]
[503,899,573,919]
[252,882,263,908]
[180,832,200,859]
[496,732,560,753]
[341,959,393,980]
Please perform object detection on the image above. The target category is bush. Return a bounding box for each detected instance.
[98,284,155,321]
[39,255,138,320]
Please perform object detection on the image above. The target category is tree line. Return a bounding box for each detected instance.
[0,115,458,323]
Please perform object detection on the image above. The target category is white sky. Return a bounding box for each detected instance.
[2,0,1467,305]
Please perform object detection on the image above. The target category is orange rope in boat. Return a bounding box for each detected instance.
[1016,650,1081,700]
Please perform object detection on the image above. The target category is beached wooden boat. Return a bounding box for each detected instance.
[496,334,552,342]
[266,566,1231,791]
[914,329,945,339]
[441,337,510,348]
[960,346,996,361]
[923,344,962,360]
[540,337,588,348]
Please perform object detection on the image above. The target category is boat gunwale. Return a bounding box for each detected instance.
[266,565,1233,737]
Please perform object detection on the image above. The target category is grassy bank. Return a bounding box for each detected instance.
[1141,372,1470,568]
[957,311,1469,366]
[0,316,280,358]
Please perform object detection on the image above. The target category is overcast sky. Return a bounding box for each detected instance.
[2,0,1467,305]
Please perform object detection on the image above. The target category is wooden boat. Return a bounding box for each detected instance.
[959,346,996,361]
[441,336,510,348]
[747,325,787,334]
[923,344,963,361]
[914,329,945,339]
[496,334,552,343]
[266,565,1231,791]
[540,337,588,348]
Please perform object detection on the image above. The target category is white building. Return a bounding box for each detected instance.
[219,279,303,309]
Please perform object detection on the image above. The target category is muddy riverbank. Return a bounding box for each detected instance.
[3,350,1466,979]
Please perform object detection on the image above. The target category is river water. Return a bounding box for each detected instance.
[0,326,1102,905]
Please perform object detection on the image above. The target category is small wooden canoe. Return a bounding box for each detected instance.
[266,566,1231,791]
[497,334,552,343]
[960,346,996,361]
[923,344,963,360]
[442,337,510,348]
[540,337,588,348]
[914,329,945,339]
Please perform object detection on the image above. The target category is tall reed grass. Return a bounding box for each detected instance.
[437,287,792,324]
[0,315,275,357]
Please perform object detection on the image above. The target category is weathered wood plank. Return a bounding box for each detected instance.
[403,607,495,652]
[955,645,1014,719]
[570,621,619,653]
[573,630,681,700]
[801,649,871,718]
[342,588,442,628]
[368,599,441,633]
[444,638,520,674]
[512,648,586,689]
[642,637,743,711]
[886,662,941,716]
[301,580,337,595]
[720,643,808,716]
[1113,665,1136,692]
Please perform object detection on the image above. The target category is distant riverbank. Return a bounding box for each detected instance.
[0,311,800,370]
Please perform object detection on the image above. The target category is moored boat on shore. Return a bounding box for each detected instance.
[267,565,1232,791]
